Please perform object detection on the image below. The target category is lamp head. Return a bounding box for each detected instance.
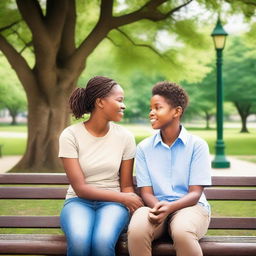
[211,18,228,50]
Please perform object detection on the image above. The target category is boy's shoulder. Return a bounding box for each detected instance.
[189,132,208,146]
[137,133,157,149]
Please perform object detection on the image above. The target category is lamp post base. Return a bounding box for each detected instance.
[212,156,230,168]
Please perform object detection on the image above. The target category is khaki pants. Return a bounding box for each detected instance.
[127,205,210,256]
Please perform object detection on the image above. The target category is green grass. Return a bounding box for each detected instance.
[0,124,27,132]
[123,125,256,156]
[0,138,26,155]
[189,128,256,155]
[237,155,256,163]
[0,199,255,235]
[0,124,255,156]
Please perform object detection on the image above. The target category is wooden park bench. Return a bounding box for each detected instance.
[0,173,256,255]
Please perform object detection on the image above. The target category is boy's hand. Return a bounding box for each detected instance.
[148,201,172,225]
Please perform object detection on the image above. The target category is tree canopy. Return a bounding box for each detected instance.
[223,36,256,132]
[0,57,27,125]
[0,0,255,172]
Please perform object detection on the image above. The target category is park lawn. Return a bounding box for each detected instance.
[0,126,256,157]
[126,126,256,156]
[0,124,27,132]
[189,128,256,156]
[0,199,255,235]
[0,124,255,156]
[0,138,26,155]
[237,155,256,163]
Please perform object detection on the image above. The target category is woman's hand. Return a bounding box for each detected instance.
[148,201,172,225]
[120,192,144,213]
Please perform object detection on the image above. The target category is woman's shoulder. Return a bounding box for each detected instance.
[60,122,83,137]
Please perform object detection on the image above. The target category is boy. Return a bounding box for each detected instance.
[128,81,211,256]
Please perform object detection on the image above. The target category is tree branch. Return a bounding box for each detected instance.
[16,0,51,54]
[0,34,36,93]
[58,0,76,65]
[111,0,193,27]
[68,0,115,71]
[0,20,21,32]
[100,0,114,21]
[106,36,120,47]
[8,29,33,54]
[69,0,192,73]
[19,41,33,54]
[166,0,193,17]
[45,0,68,42]
[9,28,28,49]
[116,28,164,59]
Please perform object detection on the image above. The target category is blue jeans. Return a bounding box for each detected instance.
[60,197,129,256]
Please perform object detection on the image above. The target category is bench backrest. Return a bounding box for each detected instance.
[0,174,256,230]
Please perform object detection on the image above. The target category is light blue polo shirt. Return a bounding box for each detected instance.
[135,126,211,212]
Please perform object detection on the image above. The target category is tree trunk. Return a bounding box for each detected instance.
[240,115,249,133]
[234,101,250,133]
[204,111,211,130]
[9,111,18,125]
[12,88,72,172]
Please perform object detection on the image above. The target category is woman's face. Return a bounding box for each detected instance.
[101,84,126,122]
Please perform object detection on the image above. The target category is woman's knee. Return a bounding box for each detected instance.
[66,234,91,256]
[91,203,129,256]
[60,198,95,256]
[91,235,116,256]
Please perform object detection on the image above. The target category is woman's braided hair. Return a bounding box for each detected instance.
[152,81,189,116]
[69,76,118,119]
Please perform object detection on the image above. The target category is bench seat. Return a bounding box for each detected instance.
[1,174,256,255]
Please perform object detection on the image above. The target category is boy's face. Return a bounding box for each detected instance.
[149,95,181,130]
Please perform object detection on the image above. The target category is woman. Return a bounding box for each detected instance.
[59,76,143,256]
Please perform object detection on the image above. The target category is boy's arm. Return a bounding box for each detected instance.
[149,185,203,224]
[140,186,159,208]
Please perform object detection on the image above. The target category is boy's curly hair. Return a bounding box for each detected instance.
[152,81,189,115]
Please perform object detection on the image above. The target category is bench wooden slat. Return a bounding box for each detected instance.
[0,187,67,199]
[0,234,66,255]
[0,216,60,228]
[1,187,256,200]
[0,234,255,256]
[209,217,256,229]
[1,174,256,186]
[1,216,255,229]
[204,188,256,200]
[0,173,69,185]
[211,176,256,187]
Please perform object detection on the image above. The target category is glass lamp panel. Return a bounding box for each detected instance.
[213,35,226,49]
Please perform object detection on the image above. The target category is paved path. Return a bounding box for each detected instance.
[0,155,255,176]
[0,155,22,173]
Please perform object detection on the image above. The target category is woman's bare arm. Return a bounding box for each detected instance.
[61,157,143,211]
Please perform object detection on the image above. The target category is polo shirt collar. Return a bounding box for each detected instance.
[153,125,189,147]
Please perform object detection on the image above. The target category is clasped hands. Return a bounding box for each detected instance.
[148,201,172,225]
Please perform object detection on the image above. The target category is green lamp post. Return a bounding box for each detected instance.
[211,18,230,168]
